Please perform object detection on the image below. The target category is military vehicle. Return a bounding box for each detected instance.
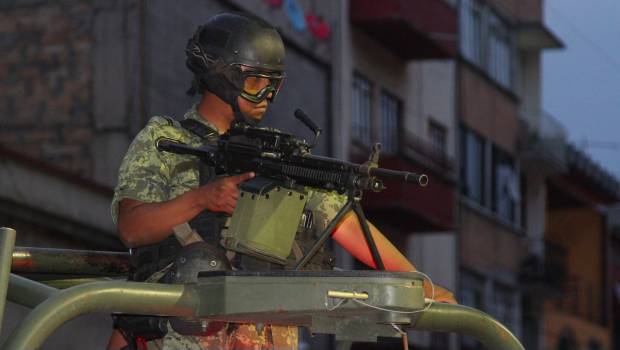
[0,118,524,349]
[0,226,524,349]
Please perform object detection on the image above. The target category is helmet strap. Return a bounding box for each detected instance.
[194,59,262,127]
[232,99,261,127]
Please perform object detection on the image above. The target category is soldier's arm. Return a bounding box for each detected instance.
[331,212,457,304]
[118,173,254,247]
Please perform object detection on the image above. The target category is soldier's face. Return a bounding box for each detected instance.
[237,94,269,121]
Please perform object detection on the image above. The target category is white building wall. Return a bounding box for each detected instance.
[407,61,457,159]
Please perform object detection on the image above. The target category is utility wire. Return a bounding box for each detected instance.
[579,138,620,151]
[546,3,620,76]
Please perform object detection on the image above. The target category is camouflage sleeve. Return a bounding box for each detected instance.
[305,190,348,235]
[110,117,174,224]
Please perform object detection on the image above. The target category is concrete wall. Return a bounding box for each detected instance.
[407,61,457,159]
[459,65,519,155]
[0,1,97,177]
[0,156,116,243]
[487,0,542,21]
[460,205,525,276]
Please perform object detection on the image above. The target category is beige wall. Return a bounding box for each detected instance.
[351,29,457,159]
[460,205,524,274]
[487,0,543,22]
[351,29,408,98]
[459,65,519,155]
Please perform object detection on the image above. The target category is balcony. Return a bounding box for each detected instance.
[518,110,568,175]
[352,132,456,232]
[520,239,567,298]
[554,276,606,325]
[350,0,458,59]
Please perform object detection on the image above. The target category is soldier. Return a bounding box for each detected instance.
[108,12,456,350]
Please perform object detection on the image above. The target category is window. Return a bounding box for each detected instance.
[460,0,515,90]
[491,284,517,333]
[461,271,485,350]
[488,12,513,89]
[492,146,520,223]
[352,73,372,146]
[461,273,521,349]
[379,90,400,154]
[428,120,447,156]
[460,126,485,205]
[460,0,484,65]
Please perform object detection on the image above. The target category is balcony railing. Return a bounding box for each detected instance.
[554,276,605,325]
[520,238,567,297]
[352,130,455,176]
[400,130,455,175]
[518,109,568,173]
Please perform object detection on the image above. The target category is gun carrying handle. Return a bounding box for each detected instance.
[294,109,322,148]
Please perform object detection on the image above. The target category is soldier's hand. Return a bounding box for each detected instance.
[199,172,254,214]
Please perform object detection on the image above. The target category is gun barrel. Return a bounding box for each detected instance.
[156,139,213,159]
[370,168,428,187]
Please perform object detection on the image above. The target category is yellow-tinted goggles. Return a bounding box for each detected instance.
[239,70,285,103]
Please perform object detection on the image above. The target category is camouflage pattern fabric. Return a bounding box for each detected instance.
[146,324,298,350]
[112,104,346,349]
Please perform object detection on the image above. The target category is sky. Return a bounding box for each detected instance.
[543,0,620,178]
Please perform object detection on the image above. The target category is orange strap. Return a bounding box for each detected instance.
[331,211,414,271]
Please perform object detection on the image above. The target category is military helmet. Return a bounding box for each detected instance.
[186,12,286,109]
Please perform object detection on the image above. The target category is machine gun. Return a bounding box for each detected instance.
[156,109,428,194]
[156,109,428,269]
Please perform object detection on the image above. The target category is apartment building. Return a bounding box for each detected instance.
[457,0,564,349]
[342,1,459,348]
[458,1,620,350]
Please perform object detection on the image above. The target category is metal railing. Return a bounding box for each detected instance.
[520,109,567,142]
[401,130,455,172]
[0,227,526,350]
[520,238,567,295]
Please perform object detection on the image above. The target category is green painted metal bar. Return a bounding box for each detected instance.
[2,281,198,350]
[7,274,58,308]
[11,246,130,276]
[33,277,117,290]
[0,227,16,334]
[412,302,525,350]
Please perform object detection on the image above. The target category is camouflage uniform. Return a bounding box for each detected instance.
[112,104,346,349]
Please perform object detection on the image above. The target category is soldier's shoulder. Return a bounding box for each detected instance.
[140,116,192,142]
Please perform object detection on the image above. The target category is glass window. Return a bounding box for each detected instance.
[491,284,517,333]
[460,0,515,90]
[352,73,372,146]
[461,271,485,349]
[428,120,447,156]
[488,12,513,89]
[379,90,400,154]
[460,126,485,205]
[460,0,484,65]
[492,146,520,223]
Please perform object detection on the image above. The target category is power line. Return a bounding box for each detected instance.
[547,3,620,76]
[579,138,620,151]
